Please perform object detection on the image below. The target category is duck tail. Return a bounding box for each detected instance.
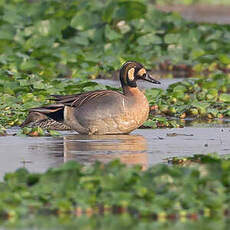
[20,104,65,128]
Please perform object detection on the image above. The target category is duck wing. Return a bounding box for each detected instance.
[27,90,124,121]
[51,90,124,107]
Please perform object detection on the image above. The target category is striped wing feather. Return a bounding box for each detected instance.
[29,90,124,116]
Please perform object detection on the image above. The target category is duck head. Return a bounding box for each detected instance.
[119,61,160,88]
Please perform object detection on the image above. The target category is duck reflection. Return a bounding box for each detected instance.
[62,134,148,169]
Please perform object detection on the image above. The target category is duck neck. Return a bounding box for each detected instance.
[122,85,142,96]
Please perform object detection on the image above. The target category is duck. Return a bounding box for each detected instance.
[21,61,160,134]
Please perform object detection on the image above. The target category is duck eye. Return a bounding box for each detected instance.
[137,68,147,77]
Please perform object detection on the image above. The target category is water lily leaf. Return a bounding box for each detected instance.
[137,33,162,46]
[219,93,230,102]
[116,1,146,21]
[71,11,88,31]
[164,33,181,44]
[32,81,47,89]
[48,130,61,136]
[191,49,205,59]
[71,11,99,31]
[71,35,89,46]
[102,1,117,23]
[172,85,187,93]
[219,54,230,65]
[3,7,26,25]
[0,25,15,40]
[105,25,122,41]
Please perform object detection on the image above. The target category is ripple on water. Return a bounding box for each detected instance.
[0,124,230,179]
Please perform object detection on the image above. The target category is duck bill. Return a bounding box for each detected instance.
[141,73,161,84]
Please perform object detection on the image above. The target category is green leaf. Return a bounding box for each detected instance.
[219,54,230,65]
[71,12,89,31]
[33,81,46,90]
[116,1,147,21]
[105,25,122,41]
[143,119,157,128]
[48,130,61,137]
[71,36,89,46]
[164,33,181,44]
[219,93,230,102]
[0,25,15,40]
[71,11,99,31]
[137,33,162,46]
[102,1,117,23]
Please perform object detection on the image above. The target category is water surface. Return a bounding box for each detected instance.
[0,126,229,179]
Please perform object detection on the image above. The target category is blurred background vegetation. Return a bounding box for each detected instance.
[0,0,230,80]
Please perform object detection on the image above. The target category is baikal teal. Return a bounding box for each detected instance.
[1,71,230,134]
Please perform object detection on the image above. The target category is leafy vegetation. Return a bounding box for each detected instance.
[143,72,230,128]
[17,126,61,137]
[0,0,230,132]
[0,155,230,228]
[1,0,230,77]
[2,214,230,230]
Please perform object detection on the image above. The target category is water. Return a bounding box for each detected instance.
[94,78,181,90]
[0,126,229,179]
